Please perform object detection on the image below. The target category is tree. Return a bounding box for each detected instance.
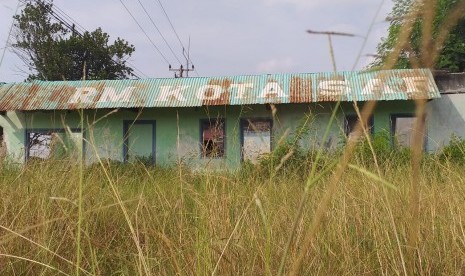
[13,0,136,81]
[371,0,465,72]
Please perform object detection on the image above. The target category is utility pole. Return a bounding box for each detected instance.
[169,63,194,78]
[169,37,195,78]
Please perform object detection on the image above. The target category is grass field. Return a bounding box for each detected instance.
[1,151,465,275]
[3,0,465,275]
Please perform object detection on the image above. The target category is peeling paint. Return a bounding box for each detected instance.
[0,69,440,111]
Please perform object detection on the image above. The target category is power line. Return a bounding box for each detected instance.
[29,0,87,34]
[0,1,22,70]
[155,0,184,52]
[155,0,199,76]
[19,1,76,32]
[45,1,146,79]
[42,1,151,78]
[49,1,155,78]
[118,0,171,66]
[42,2,143,79]
[127,61,149,78]
[19,0,146,79]
[136,0,183,65]
[49,3,87,34]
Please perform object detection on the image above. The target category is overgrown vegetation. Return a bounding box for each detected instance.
[438,134,465,164]
[3,0,465,275]
[1,144,465,275]
[371,0,465,71]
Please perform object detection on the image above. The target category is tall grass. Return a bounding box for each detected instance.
[1,154,465,275]
[2,0,465,275]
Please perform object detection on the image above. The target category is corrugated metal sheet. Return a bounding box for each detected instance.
[0,69,440,111]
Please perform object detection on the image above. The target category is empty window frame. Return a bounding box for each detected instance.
[200,119,225,158]
[390,114,419,148]
[241,119,272,162]
[0,126,5,156]
[344,114,374,138]
[26,129,83,160]
[0,126,3,145]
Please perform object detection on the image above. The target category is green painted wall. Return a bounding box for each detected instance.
[0,111,26,163]
[0,101,417,169]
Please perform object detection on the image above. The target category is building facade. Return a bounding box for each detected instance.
[0,69,441,169]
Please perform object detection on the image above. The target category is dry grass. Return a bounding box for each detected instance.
[2,0,465,275]
[0,157,465,275]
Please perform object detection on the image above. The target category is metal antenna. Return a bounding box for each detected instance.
[306,29,361,72]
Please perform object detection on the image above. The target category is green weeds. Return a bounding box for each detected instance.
[1,147,465,274]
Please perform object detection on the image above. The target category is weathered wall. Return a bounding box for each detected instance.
[426,94,465,151]
[0,101,418,168]
[0,111,26,163]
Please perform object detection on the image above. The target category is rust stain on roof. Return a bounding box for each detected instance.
[203,78,231,106]
[50,85,74,109]
[0,69,440,111]
[21,84,39,110]
[290,76,312,103]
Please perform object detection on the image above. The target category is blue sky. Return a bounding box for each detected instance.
[0,0,393,82]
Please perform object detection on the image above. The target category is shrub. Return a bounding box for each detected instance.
[438,134,465,164]
[353,130,411,167]
[258,113,312,174]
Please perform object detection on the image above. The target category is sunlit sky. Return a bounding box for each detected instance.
[0,0,393,82]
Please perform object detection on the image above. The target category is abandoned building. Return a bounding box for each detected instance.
[0,68,457,169]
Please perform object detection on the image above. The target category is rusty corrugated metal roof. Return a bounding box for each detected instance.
[0,69,440,111]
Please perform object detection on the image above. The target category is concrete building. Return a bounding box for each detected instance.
[0,69,442,169]
[425,72,465,151]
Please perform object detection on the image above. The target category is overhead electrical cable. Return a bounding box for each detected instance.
[32,0,146,79]
[155,0,184,51]
[37,0,86,34]
[20,0,162,78]
[48,3,87,34]
[118,0,171,65]
[136,0,183,65]
[155,0,199,76]
[126,62,149,78]
[44,4,143,79]
[17,0,146,79]
[45,1,148,78]
[0,1,22,70]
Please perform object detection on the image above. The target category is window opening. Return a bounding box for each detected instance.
[0,127,5,157]
[344,115,374,138]
[27,130,82,160]
[391,115,417,148]
[201,119,225,158]
[241,119,272,163]
[28,132,53,159]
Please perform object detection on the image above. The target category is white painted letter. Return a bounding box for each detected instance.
[403,77,432,94]
[230,83,254,99]
[69,87,97,104]
[197,85,223,100]
[98,87,135,103]
[259,82,286,98]
[157,85,188,101]
[362,78,395,95]
[318,80,351,95]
